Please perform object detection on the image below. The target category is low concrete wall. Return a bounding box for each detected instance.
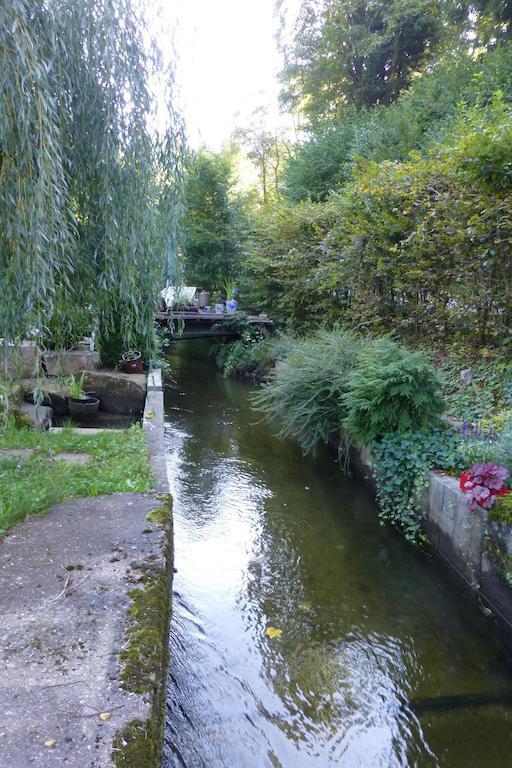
[113,366,173,768]
[1,342,99,378]
[144,369,169,495]
[1,341,40,378]
[423,473,512,633]
[45,347,99,375]
[340,433,512,641]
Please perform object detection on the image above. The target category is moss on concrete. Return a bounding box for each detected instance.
[146,496,172,527]
[490,495,512,525]
[120,568,170,694]
[484,526,512,589]
[112,495,173,768]
[112,719,160,768]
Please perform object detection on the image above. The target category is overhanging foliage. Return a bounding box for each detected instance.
[0,0,184,364]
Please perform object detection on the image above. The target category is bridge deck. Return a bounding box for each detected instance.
[155,311,272,339]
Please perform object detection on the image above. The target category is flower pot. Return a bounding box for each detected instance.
[203,305,212,314]
[68,395,100,418]
[214,303,225,314]
[198,291,210,308]
[226,299,238,313]
[121,350,143,374]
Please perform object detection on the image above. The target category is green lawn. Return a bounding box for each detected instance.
[0,424,153,534]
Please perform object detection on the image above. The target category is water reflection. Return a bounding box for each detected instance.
[163,342,512,768]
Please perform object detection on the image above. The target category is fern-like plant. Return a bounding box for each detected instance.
[343,338,445,446]
[252,328,361,454]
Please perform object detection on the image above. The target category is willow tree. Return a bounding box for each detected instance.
[0,0,184,367]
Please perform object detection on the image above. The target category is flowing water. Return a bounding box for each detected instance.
[162,342,512,768]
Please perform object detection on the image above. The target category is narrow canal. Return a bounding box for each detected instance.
[162,342,512,768]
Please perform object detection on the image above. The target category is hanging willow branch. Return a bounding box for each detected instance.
[0,0,185,364]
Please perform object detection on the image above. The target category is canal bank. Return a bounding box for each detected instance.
[162,341,512,768]
[0,371,172,768]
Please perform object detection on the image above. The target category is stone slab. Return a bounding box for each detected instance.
[147,369,162,392]
[44,349,99,376]
[54,452,92,465]
[82,372,147,416]
[0,448,34,461]
[18,403,53,431]
[0,492,171,768]
[143,372,168,495]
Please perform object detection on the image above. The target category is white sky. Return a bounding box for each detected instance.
[158,0,299,149]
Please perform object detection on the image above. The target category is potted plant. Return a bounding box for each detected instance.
[67,373,100,418]
[223,279,239,313]
[121,349,144,374]
[212,292,225,314]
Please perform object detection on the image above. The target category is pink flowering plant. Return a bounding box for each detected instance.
[460,463,510,511]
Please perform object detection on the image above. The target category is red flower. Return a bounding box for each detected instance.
[459,465,510,511]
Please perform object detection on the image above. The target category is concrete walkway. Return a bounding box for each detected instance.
[0,491,171,768]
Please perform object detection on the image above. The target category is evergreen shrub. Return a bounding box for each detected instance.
[342,339,445,446]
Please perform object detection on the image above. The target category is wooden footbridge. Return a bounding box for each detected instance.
[155,310,273,340]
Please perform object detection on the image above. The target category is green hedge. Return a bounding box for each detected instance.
[242,94,512,348]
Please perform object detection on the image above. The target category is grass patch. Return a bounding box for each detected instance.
[0,423,153,534]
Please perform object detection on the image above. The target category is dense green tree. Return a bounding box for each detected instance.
[474,0,512,41]
[279,0,466,118]
[282,44,512,201]
[242,93,512,346]
[182,149,240,289]
[282,110,362,201]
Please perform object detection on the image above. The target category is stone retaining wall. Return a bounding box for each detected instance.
[422,472,512,634]
[338,433,512,642]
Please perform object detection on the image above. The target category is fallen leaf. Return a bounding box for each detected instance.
[44,739,56,748]
[99,712,112,721]
[127,569,144,583]
[264,626,282,639]
[145,410,154,419]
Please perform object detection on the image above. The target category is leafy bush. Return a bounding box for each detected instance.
[436,351,512,421]
[281,46,512,203]
[373,428,459,541]
[252,328,361,454]
[243,89,512,347]
[212,317,276,379]
[450,92,512,190]
[458,414,512,479]
[214,335,275,379]
[458,436,505,468]
[240,200,339,331]
[343,339,445,446]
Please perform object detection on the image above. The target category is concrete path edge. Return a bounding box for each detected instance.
[0,369,173,768]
